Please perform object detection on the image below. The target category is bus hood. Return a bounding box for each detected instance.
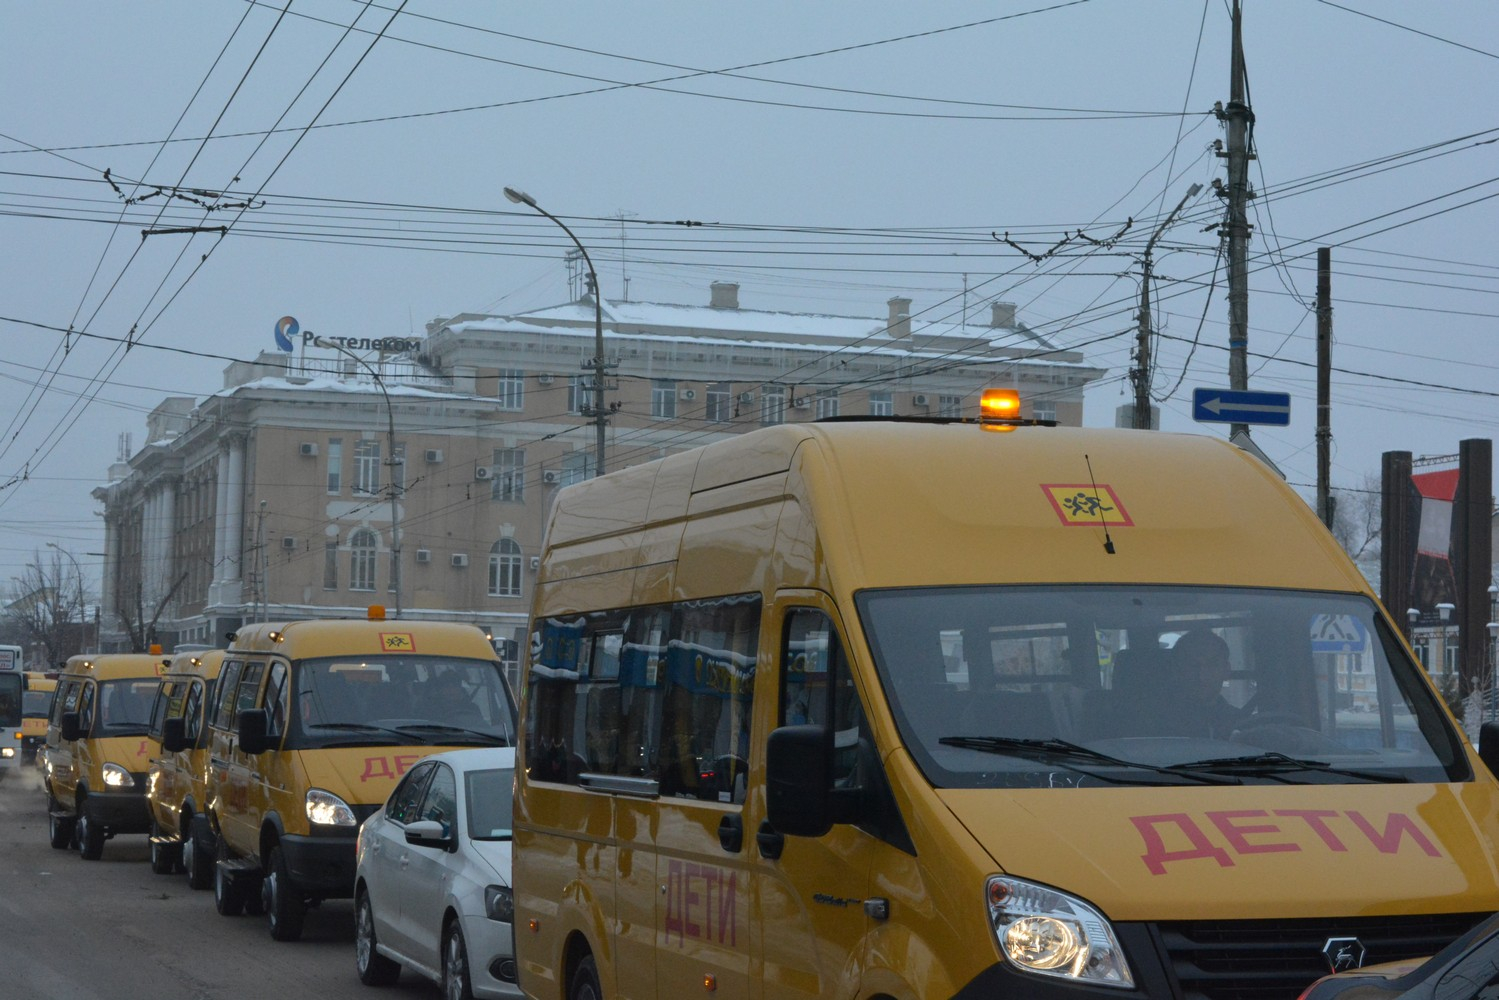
[298,745,460,806]
[937,780,1499,921]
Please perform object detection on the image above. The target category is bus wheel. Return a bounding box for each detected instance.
[214,839,246,917]
[262,845,306,942]
[184,818,214,890]
[77,808,105,861]
[48,810,74,850]
[570,955,602,1000]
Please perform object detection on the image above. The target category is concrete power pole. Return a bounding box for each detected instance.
[1133,183,1203,429]
[1215,0,1255,439]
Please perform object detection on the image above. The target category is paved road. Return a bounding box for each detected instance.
[0,766,445,1000]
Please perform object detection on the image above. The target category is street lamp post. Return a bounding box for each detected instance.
[1437,601,1455,686]
[504,186,608,476]
[45,542,88,656]
[314,338,403,619]
[1488,620,1499,722]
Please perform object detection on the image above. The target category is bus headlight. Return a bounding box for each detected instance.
[102,762,133,788]
[986,876,1133,988]
[305,788,357,827]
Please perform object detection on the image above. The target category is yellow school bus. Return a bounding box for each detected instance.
[44,652,166,859]
[515,417,1499,1000]
[21,672,58,765]
[146,649,226,885]
[205,609,518,941]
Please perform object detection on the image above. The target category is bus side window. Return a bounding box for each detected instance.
[782,608,867,789]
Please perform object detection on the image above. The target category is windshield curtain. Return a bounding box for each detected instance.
[289,655,517,748]
[855,585,1466,788]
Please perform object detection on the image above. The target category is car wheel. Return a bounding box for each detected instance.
[48,810,74,850]
[444,921,477,1000]
[355,888,401,986]
[570,954,602,1000]
[214,837,245,917]
[262,845,306,942]
[184,818,214,890]
[77,807,105,861]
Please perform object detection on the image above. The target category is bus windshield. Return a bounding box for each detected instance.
[98,679,159,733]
[856,584,1466,788]
[0,674,20,727]
[289,655,517,749]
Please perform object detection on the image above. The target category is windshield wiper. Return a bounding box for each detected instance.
[309,722,408,739]
[392,724,508,745]
[937,736,1241,786]
[1166,751,1409,783]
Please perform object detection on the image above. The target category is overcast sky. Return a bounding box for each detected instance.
[2,0,1496,593]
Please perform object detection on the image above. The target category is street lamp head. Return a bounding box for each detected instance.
[1408,608,1421,623]
[1437,602,1455,622]
[503,187,536,208]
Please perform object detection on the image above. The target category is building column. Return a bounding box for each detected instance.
[209,436,246,608]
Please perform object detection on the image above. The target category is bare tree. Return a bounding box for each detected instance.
[1330,472,1382,563]
[115,570,189,653]
[4,548,91,668]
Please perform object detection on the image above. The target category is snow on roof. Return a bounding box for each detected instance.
[213,376,464,401]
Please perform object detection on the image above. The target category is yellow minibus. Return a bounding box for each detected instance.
[514,418,1499,1000]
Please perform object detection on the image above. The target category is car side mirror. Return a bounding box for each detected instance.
[404,819,455,851]
[765,724,833,837]
[60,711,83,742]
[1479,722,1499,780]
[237,709,270,755]
[161,716,189,754]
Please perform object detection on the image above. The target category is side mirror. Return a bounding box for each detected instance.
[60,711,83,743]
[765,724,833,837]
[237,709,270,755]
[404,819,455,851]
[1479,722,1499,780]
[161,716,189,754]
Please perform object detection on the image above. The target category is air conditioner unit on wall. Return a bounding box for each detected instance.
[415,548,431,564]
[738,392,755,404]
[299,442,318,457]
[542,470,560,485]
[913,394,930,406]
[474,466,492,481]
[452,553,469,568]
[792,397,810,409]
[537,373,555,384]
[425,448,443,463]
[680,388,697,401]
[281,536,297,550]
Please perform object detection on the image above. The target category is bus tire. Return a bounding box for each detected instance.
[48,810,74,850]
[570,954,602,1000]
[262,845,306,941]
[77,808,105,861]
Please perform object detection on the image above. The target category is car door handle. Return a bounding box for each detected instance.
[718,814,743,853]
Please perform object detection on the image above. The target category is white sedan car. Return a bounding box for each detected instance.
[354,746,521,999]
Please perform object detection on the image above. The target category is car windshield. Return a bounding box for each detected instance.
[98,679,159,732]
[856,585,1466,789]
[464,767,515,840]
[290,655,517,749]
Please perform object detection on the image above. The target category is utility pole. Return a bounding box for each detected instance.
[1133,183,1203,429]
[1215,0,1255,438]
[1316,248,1333,529]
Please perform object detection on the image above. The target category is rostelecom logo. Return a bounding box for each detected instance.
[273,315,299,352]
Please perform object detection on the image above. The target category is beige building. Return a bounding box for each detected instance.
[92,282,1105,662]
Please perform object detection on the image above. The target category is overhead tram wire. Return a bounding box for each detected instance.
[0,1,409,505]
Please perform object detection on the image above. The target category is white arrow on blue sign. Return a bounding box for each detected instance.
[1191,387,1292,426]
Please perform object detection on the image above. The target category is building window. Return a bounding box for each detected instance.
[815,393,840,420]
[492,448,524,502]
[489,538,523,598]
[568,376,585,414]
[350,529,378,592]
[326,439,342,494]
[706,383,731,423]
[652,380,677,419]
[323,540,338,590]
[561,452,594,486]
[761,386,786,426]
[354,440,381,495]
[869,391,893,416]
[938,394,963,418]
[1032,399,1057,422]
[498,369,525,411]
[391,443,405,491]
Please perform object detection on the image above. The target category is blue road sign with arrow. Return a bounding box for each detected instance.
[1192,388,1291,426]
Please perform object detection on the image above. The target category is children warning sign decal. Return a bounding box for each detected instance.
[1041,484,1134,527]
[380,632,417,653]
